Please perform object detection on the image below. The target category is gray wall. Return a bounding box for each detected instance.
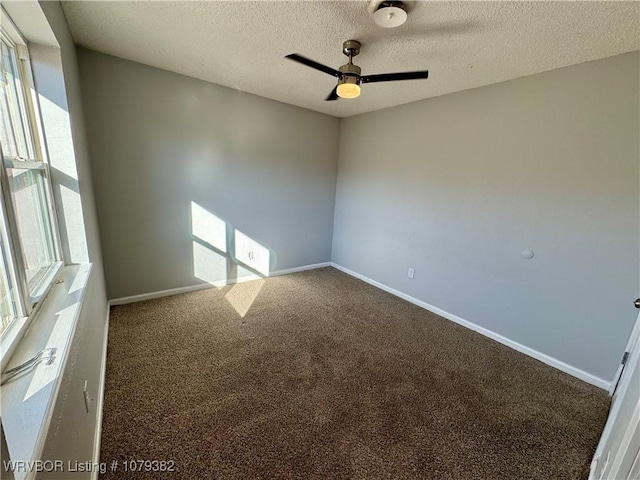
[332,52,639,383]
[33,1,109,475]
[76,43,637,383]
[77,49,340,300]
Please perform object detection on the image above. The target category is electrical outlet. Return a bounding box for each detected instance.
[408,267,415,279]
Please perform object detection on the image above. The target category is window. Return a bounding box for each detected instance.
[0,220,19,332]
[0,21,62,338]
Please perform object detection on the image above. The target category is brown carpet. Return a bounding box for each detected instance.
[100,267,609,479]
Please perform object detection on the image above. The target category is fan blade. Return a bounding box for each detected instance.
[325,86,339,101]
[361,71,429,84]
[286,54,341,78]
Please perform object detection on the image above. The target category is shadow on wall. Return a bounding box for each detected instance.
[190,201,271,317]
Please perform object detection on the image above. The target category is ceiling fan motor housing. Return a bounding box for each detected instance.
[339,63,362,86]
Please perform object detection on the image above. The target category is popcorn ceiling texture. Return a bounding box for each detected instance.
[99,268,609,479]
[61,0,639,117]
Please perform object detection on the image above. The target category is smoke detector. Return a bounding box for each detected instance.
[368,0,410,28]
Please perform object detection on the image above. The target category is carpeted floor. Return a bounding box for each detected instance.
[100,267,609,479]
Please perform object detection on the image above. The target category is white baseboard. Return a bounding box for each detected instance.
[110,283,213,306]
[330,262,611,391]
[91,304,110,480]
[269,262,332,277]
[109,262,332,306]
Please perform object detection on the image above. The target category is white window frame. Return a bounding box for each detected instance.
[0,12,64,366]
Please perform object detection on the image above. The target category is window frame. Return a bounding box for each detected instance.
[0,13,64,348]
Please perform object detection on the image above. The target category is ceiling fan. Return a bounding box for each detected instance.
[285,39,429,101]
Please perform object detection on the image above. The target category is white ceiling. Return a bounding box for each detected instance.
[61,1,639,118]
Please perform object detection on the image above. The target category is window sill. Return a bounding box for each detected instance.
[1,263,92,480]
[0,261,64,374]
[29,261,64,306]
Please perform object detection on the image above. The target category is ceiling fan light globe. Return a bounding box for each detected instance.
[337,83,361,99]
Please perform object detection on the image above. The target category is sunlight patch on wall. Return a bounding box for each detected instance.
[190,201,226,253]
[190,202,271,317]
[59,184,89,265]
[235,229,270,276]
[34,65,89,264]
[236,264,259,282]
[37,95,78,179]
[192,241,226,285]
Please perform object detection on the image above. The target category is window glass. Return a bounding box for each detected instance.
[0,243,17,336]
[1,38,34,160]
[5,165,57,290]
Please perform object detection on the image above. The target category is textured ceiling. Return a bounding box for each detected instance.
[61,1,639,118]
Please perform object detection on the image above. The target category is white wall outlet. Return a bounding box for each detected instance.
[408,267,415,279]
